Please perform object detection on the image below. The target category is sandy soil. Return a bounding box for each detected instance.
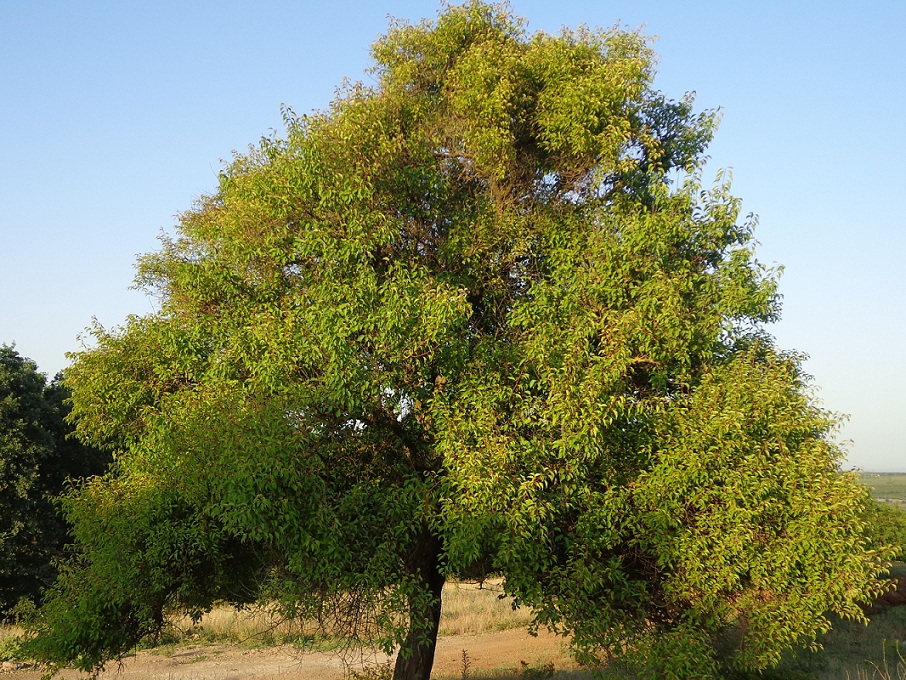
[4,627,575,679]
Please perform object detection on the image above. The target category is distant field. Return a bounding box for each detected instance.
[860,472,906,506]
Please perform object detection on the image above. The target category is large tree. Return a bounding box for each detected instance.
[0,346,109,618]
[28,4,887,679]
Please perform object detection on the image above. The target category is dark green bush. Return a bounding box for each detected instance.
[0,346,110,618]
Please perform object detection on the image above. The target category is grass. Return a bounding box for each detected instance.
[437,579,534,636]
[433,665,593,680]
[770,611,906,680]
[160,606,332,650]
[351,654,591,680]
[155,578,531,650]
[861,473,906,506]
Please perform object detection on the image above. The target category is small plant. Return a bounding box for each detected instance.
[461,648,472,680]
[519,659,555,679]
[7,597,37,627]
[348,660,393,680]
[0,635,24,663]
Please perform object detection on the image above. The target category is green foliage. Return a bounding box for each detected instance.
[0,635,25,662]
[862,498,906,562]
[27,3,886,679]
[519,660,556,679]
[0,634,25,663]
[0,345,109,619]
[494,351,881,679]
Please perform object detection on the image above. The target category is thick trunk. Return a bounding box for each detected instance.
[393,528,445,680]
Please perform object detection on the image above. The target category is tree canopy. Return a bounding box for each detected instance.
[27,3,888,679]
[0,346,109,619]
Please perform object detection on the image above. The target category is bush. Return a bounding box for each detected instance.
[863,497,906,562]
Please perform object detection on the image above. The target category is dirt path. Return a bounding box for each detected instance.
[5,627,575,679]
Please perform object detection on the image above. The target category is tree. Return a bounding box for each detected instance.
[27,3,888,679]
[0,346,109,618]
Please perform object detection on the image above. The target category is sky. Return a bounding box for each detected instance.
[1,1,903,471]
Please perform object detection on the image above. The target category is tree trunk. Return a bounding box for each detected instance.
[393,527,445,680]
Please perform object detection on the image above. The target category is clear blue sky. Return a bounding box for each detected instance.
[2,2,903,471]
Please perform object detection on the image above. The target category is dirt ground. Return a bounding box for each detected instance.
[4,627,575,679]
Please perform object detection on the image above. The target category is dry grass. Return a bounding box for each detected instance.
[164,607,311,648]
[163,578,531,648]
[437,579,533,636]
[0,625,23,641]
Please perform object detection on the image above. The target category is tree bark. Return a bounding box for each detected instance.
[393,527,445,680]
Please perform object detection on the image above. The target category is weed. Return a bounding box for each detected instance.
[348,659,393,680]
[864,641,906,680]
[461,648,472,679]
[0,635,24,663]
[519,659,555,679]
